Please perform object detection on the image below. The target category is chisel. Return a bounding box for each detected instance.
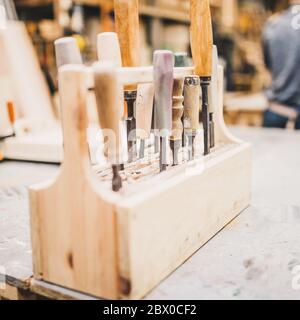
[54,37,82,68]
[208,45,218,149]
[114,0,140,163]
[93,62,123,192]
[190,0,213,156]
[153,50,174,172]
[174,52,189,148]
[183,76,200,160]
[97,32,126,170]
[151,103,160,154]
[170,78,184,166]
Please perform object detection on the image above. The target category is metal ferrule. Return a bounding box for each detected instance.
[184,76,200,86]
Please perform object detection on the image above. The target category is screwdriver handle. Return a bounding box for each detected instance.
[97,32,122,67]
[114,0,140,68]
[171,78,184,141]
[153,50,174,137]
[183,76,201,133]
[208,45,219,113]
[6,101,15,125]
[190,0,213,77]
[93,62,122,164]
[54,37,82,68]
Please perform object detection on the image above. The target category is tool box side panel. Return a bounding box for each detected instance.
[118,144,252,299]
[29,173,120,300]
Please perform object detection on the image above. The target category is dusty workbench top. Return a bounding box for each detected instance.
[1,127,300,300]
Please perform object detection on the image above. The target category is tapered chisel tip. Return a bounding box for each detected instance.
[139,139,145,159]
[170,140,181,166]
[112,165,122,192]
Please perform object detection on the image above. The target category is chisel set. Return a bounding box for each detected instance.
[29,0,251,300]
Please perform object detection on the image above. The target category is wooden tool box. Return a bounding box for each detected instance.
[29,59,251,299]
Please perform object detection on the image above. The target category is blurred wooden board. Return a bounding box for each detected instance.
[224,92,268,127]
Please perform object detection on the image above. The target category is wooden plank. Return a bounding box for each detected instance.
[30,279,98,300]
[117,142,251,299]
[0,283,39,300]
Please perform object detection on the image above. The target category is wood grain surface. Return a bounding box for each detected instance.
[170,78,184,140]
[190,0,213,77]
[114,0,140,68]
[153,50,174,136]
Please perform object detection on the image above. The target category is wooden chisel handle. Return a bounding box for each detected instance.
[170,79,184,141]
[114,0,140,68]
[93,62,122,164]
[96,32,124,119]
[184,76,200,133]
[97,32,122,67]
[136,83,154,139]
[54,37,82,68]
[190,0,213,77]
[153,50,174,137]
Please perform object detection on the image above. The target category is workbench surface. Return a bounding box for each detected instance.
[1,127,300,300]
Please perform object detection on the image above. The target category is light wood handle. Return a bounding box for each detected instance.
[171,79,184,141]
[114,0,140,68]
[153,50,174,136]
[184,76,200,133]
[190,0,213,77]
[58,65,88,164]
[96,32,124,119]
[136,83,154,139]
[93,62,122,164]
[97,32,122,67]
[208,45,219,113]
[54,37,82,68]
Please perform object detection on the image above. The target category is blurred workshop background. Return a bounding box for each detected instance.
[1,0,295,127]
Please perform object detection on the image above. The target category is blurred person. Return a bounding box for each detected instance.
[262,0,300,129]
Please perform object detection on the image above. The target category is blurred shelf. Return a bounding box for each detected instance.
[15,1,190,23]
[139,4,189,23]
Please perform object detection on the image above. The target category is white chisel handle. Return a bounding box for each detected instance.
[54,37,82,68]
[153,50,174,137]
[97,32,122,67]
[136,83,154,139]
